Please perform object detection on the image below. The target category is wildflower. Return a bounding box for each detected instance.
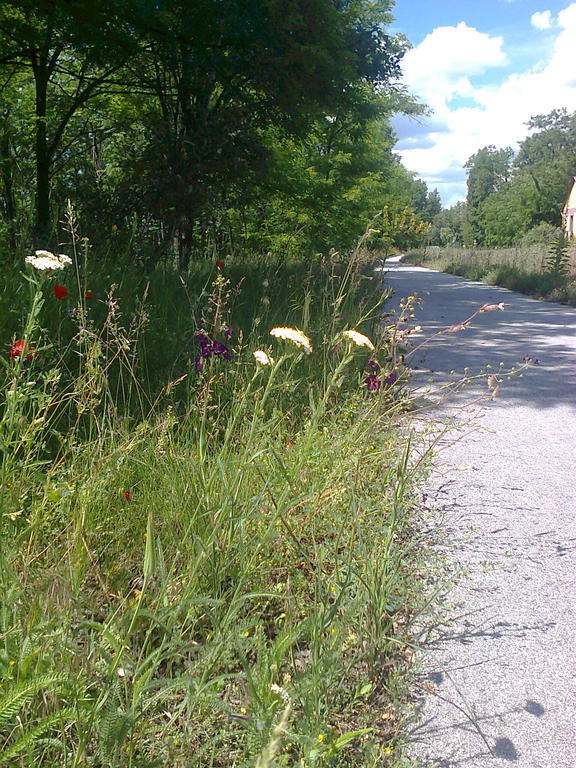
[364,373,381,391]
[111,224,118,231]
[317,734,325,742]
[194,355,203,371]
[341,329,375,351]
[215,260,225,268]
[384,371,398,385]
[54,284,68,300]
[253,350,274,366]
[212,339,232,360]
[223,325,233,340]
[270,684,291,704]
[270,326,312,354]
[8,340,37,361]
[123,490,132,501]
[479,302,505,313]
[25,250,72,272]
[367,359,380,373]
[83,290,95,299]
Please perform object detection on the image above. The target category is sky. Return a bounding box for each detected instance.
[390,0,576,206]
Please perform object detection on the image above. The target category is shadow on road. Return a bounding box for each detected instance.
[382,265,576,410]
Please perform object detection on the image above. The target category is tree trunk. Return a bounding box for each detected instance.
[0,115,17,252]
[33,62,51,246]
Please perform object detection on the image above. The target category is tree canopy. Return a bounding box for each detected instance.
[0,0,434,264]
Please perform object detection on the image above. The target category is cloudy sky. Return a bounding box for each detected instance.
[391,0,576,206]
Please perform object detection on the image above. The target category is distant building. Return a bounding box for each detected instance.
[562,176,576,238]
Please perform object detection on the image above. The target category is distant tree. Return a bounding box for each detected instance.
[429,201,467,246]
[465,145,514,243]
[514,108,576,226]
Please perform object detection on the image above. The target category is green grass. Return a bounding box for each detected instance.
[403,244,576,305]
[0,232,430,766]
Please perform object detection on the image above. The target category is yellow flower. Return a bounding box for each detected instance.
[253,350,274,366]
[317,733,325,742]
[341,329,375,351]
[270,327,312,354]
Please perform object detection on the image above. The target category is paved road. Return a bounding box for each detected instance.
[382,261,576,768]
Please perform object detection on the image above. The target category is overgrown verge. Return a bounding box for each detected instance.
[0,233,430,766]
[403,243,576,306]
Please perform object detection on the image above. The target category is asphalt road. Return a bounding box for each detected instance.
[382,261,576,768]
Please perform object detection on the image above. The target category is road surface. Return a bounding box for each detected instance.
[382,261,576,768]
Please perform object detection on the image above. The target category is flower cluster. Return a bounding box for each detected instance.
[270,327,312,354]
[194,330,233,370]
[25,250,72,272]
[364,359,399,391]
[253,350,274,366]
[341,329,375,351]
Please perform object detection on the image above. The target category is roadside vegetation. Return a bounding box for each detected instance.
[403,237,576,305]
[0,225,439,767]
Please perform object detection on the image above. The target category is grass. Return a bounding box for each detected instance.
[403,243,576,305]
[0,225,433,766]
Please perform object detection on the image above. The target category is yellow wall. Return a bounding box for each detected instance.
[563,178,576,238]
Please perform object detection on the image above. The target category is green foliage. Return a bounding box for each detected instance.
[0,236,428,765]
[0,0,425,263]
[544,234,571,278]
[458,109,576,247]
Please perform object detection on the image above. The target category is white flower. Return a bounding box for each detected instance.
[25,250,72,272]
[253,350,274,366]
[270,327,312,354]
[270,684,291,703]
[341,329,375,351]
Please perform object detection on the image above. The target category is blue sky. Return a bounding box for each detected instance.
[390,1,576,206]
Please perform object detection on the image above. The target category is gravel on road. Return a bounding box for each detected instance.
[383,261,576,768]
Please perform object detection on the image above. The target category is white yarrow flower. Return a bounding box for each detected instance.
[270,684,291,703]
[253,350,274,366]
[341,329,375,351]
[25,250,72,272]
[270,326,312,354]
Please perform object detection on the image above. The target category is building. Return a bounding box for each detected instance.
[562,176,576,239]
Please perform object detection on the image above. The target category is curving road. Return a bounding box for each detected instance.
[383,261,576,768]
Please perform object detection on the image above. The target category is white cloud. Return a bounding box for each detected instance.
[531,10,554,29]
[396,3,576,206]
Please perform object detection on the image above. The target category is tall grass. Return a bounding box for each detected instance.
[404,243,576,305]
[0,227,429,766]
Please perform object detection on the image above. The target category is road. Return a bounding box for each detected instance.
[382,261,576,768]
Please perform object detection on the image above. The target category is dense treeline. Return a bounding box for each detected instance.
[0,0,438,267]
[429,108,576,247]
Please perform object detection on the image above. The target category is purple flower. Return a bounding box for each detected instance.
[367,359,380,373]
[384,371,398,385]
[212,339,232,360]
[194,355,203,371]
[364,373,381,391]
[199,340,212,358]
[223,325,233,340]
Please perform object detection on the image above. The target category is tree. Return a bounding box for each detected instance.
[0,0,141,243]
[465,145,513,243]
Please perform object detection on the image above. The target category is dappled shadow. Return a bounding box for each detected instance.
[409,688,547,766]
[382,264,576,410]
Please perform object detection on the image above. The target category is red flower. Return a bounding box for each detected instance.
[83,290,95,299]
[8,340,37,361]
[215,260,225,269]
[123,490,132,501]
[8,340,25,359]
[54,284,68,300]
